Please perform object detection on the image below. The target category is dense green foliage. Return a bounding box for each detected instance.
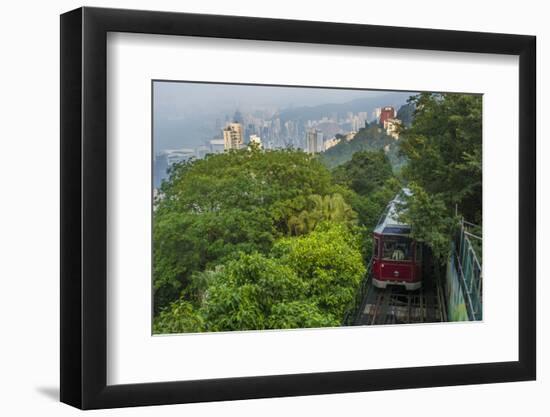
[153,299,205,334]
[198,224,365,332]
[271,224,365,320]
[154,221,365,333]
[399,93,482,259]
[281,193,357,236]
[154,148,333,313]
[153,146,383,332]
[330,150,402,258]
[333,150,393,196]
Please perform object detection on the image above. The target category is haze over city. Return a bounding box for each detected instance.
[153,81,418,186]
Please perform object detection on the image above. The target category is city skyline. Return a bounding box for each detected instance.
[153,81,419,187]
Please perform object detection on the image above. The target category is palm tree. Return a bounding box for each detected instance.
[287,193,357,235]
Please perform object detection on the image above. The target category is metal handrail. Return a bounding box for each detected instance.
[464,230,482,241]
[462,219,479,228]
[454,218,483,320]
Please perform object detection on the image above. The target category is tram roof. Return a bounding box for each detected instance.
[373,188,412,236]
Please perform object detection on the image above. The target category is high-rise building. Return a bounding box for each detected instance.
[306,129,324,154]
[379,106,396,126]
[223,123,244,150]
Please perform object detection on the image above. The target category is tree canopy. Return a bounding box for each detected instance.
[399,93,482,259]
[153,144,391,332]
[332,150,393,196]
[155,224,365,333]
[153,148,334,313]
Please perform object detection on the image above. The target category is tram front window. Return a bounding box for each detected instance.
[382,236,412,261]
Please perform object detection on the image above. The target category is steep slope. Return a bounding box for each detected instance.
[320,125,401,169]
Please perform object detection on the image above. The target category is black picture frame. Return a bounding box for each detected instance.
[60,6,536,410]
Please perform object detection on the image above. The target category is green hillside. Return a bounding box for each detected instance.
[319,125,402,169]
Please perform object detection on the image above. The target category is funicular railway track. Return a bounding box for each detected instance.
[344,189,452,327]
[355,272,447,326]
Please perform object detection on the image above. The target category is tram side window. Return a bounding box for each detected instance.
[382,236,412,261]
[373,237,380,258]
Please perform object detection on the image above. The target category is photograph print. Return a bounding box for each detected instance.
[152,81,482,335]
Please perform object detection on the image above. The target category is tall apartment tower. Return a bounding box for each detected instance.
[306,129,324,154]
[379,106,396,126]
[223,123,244,150]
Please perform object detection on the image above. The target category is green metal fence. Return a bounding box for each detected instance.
[453,219,483,321]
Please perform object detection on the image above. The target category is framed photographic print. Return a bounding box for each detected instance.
[60,6,536,409]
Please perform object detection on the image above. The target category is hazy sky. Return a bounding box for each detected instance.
[153,81,415,152]
[154,82,388,117]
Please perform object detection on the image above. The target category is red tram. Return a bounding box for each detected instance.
[372,189,423,291]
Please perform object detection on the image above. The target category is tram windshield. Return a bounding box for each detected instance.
[382,236,412,261]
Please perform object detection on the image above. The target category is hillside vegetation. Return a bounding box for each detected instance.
[153,146,398,333]
[320,124,402,169]
[398,93,482,259]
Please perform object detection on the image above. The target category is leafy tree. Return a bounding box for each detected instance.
[272,223,366,320]
[153,149,334,313]
[326,150,402,262]
[203,224,365,331]
[398,93,482,259]
[361,178,402,227]
[285,193,357,235]
[398,183,458,260]
[332,150,393,196]
[153,206,274,311]
[153,300,204,334]
[399,93,482,223]
[267,301,339,329]
[396,102,415,128]
[202,253,305,331]
[154,224,365,334]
